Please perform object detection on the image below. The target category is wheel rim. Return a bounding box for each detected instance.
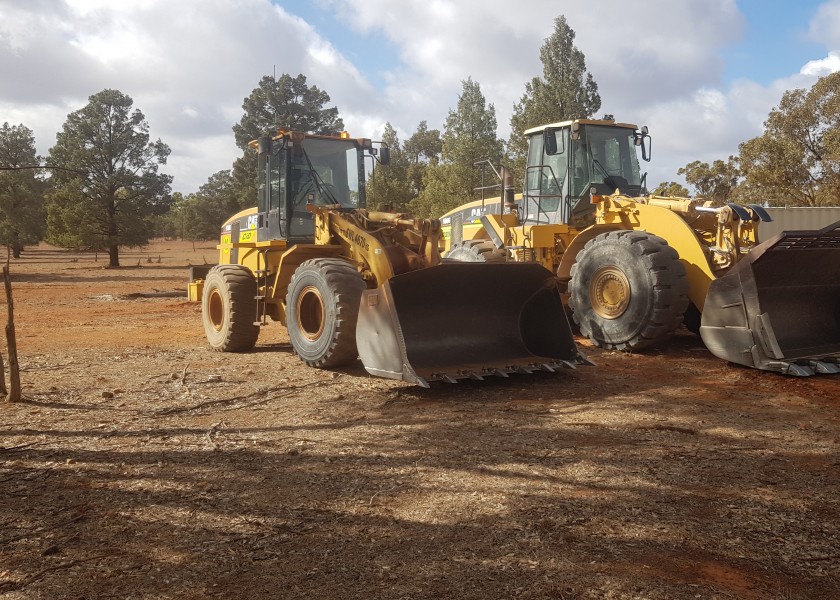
[589,266,631,320]
[296,285,326,341]
[208,288,225,332]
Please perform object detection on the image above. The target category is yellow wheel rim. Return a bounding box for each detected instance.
[589,266,630,320]
[208,288,225,332]
[296,285,326,341]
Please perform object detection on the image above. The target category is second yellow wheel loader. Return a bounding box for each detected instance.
[190,130,588,386]
[440,118,840,376]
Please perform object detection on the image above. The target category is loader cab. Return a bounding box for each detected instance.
[256,132,377,244]
[524,120,649,227]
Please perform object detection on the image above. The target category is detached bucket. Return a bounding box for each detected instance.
[700,220,840,375]
[356,262,588,386]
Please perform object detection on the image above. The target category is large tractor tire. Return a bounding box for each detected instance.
[202,265,260,352]
[569,230,689,351]
[444,239,506,263]
[286,258,367,368]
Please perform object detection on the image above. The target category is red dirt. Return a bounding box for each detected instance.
[0,240,838,599]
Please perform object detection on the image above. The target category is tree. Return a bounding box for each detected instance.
[678,157,740,202]
[403,121,442,197]
[231,74,344,207]
[737,71,840,206]
[0,123,45,258]
[411,78,502,217]
[509,15,601,164]
[652,181,691,197]
[187,170,240,240]
[47,89,172,266]
[367,123,411,211]
[368,121,443,212]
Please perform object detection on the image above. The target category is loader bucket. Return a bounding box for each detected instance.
[356,262,590,386]
[700,220,840,375]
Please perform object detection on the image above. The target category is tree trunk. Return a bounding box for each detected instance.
[3,266,21,402]
[11,232,21,259]
[109,244,120,268]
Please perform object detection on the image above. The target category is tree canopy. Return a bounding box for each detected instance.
[737,71,840,206]
[509,16,601,163]
[366,123,411,211]
[47,89,172,266]
[367,121,443,213]
[678,157,740,202]
[651,181,691,197]
[162,170,239,242]
[410,78,502,217]
[231,73,344,207]
[0,122,45,258]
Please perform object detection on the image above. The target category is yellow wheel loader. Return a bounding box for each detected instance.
[441,119,840,376]
[189,130,588,386]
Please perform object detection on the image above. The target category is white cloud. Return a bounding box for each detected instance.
[809,0,840,48]
[2,0,839,196]
[0,0,377,192]
[801,51,840,76]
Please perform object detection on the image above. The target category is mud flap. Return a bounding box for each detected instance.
[356,263,590,386]
[700,220,840,375]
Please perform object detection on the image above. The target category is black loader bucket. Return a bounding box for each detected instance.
[700,220,840,375]
[356,262,590,386]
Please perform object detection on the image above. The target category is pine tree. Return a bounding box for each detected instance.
[509,16,601,166]
[0,123,45,258]
[231,74,344,207]
[47,89,172,267]
[412,78,502,217]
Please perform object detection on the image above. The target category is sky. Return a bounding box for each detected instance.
[2,0,839,196]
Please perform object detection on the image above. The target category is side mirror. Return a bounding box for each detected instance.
[635,127,651,162]
[379,146,391,166]
[258,136,272,156]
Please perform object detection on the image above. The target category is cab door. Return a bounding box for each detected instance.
[258,141,288,241]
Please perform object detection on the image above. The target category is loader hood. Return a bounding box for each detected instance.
[700,219,840,375]
[356,262,590,386]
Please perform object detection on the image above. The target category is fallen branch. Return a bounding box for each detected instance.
[0,513,85,546]
[121,290,187,299]
[0,553,116,593]
[152,379,336,416]
[804,554,840,562]
[205,420,225,451]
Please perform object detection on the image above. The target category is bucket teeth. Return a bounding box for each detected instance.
[787,364,815,377]
[810,360,840,374]
[422,359,587,384]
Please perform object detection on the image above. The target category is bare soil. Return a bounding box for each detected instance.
[1,241,838,599]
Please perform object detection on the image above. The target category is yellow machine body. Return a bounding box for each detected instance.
[440,119,840,376]
[191,130,588,386]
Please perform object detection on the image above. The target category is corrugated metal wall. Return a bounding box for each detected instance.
[759,207,840,240]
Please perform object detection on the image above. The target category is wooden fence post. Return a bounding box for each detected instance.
[0,347,6,397]
[3,266,20,402]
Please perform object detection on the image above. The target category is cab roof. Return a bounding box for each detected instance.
[524,119,639,136]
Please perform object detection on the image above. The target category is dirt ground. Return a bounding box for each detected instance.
[0,240,838,600]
